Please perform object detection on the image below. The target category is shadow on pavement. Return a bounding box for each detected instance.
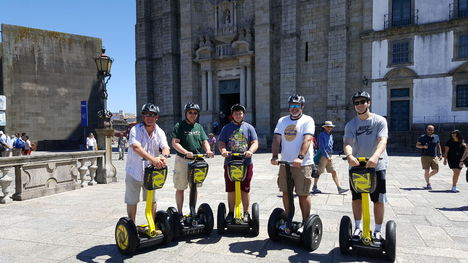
[400,187,427,191]
[183,234,222,245]
[76,241,179,263]
[428,190,453,193]
[228,239,388,262]
[437,206,468,211]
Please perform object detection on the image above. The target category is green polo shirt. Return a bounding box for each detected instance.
[171,120,208,157]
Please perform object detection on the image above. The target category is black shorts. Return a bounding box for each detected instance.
[350,170,387,203]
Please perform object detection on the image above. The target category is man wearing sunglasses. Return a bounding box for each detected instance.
[271,94,316,231]
[171,103,214,215]
[125,103,170,225]
[343,91,389,241]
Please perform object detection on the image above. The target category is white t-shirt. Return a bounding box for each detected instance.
[126,123,169,181]
[274,114,315,165]
[86,137,97,148]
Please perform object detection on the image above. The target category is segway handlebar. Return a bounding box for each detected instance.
[141,154,171,161]
[184,153,208,160]
[341,156,382,161]
[278,160,293,165]
[224,152,245,158]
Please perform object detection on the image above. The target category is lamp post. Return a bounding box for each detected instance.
[95,48,114,128]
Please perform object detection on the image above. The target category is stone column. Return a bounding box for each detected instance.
[240,66,246,106]
[208,70,213,111]
[0,168,13,204]
[202,70,207,111]
[246,64,252,109]
[88,158,98,186]
[78,159,89,187]
[95,128,117,183]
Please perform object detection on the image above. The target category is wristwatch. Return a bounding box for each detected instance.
[297,154,304,160]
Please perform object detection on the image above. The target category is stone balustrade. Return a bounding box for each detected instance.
[0,150,113,203]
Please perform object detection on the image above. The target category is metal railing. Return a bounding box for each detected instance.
[384,9,419,30]
[216,44,233,58]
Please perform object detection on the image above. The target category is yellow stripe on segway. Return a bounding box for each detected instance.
[145,190,158,237]
[362,193,371,245]
[116,225,128,249]
[234,181,242,219]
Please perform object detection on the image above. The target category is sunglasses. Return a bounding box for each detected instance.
[289,104,302,109]
[353,99,368,106]
[142,113,158,117]
[187,111,198,115]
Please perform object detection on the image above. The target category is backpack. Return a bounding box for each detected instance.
[13,138,25,149]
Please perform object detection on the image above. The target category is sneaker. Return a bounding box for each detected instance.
[423,184,432,190]
[312,185,322,194]
[352,228,362,240]
[226,212,234,223]
[338,187,349,194]
[451,187,460,193]
[296,225,304,234]
[373,231,383,241]
[243,212,250,222]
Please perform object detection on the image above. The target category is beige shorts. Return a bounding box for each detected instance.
[318,156,335,174]
[173,155,202,190]
[125,175,156,205]
[277,164,312,196]
[421,156,439,170]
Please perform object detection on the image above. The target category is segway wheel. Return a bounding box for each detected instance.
[250,202,260,237]
[217,202,226,235]
[167,206,181,238]
[115,217,138,255]
[339,216,352,254]
[385,220,396,262]
[302,214,323,251]
[268,208,285,242]
[155,210,173,244]
[198,203,214,235]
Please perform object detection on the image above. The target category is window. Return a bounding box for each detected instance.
[392,0,412,27]
[459,0,468,18]
[459,35,468,58]
[456,85,468,107]
[390,40,411,65]
[390,88,410,97]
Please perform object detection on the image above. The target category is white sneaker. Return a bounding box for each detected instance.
[373,231,383,240]
[451,187,460,193]
[352,228,362,240]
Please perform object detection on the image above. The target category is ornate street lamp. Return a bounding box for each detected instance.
[95,48,114,128]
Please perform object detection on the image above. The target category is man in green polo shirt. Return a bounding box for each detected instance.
[171,103,214,215]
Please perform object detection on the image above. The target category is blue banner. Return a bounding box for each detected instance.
[81,101,88,127]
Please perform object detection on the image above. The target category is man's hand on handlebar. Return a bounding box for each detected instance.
[185,152,194,159]
[221,150,230,158]
[366,155,379,168]
[292,158,302,168]
[244,150,253,158]
[150,156,165,169]
[270,156,279,165]
[205,151,214,158]
[346,155,360,167]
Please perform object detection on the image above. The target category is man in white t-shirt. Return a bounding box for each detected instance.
[125,103,170,225]
[271,94,316,227]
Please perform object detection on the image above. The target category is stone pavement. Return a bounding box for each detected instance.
[0,153,467,263]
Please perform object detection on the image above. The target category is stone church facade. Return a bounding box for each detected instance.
[136,0,468,149]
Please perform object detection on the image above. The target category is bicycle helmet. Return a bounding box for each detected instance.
[141,103,160,114]
[351,91,371,102]
[288,94,305,104]
[184,103,200,114]
[230,104,246,113]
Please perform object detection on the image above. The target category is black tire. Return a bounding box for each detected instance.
[217,202,226,235]
[339,216,352,255]
[198,203,214,235]
[167,206,181,238]
[250,202,260,237]
[302,214,323,251]
[268,208,285,242]
[115,217,139,255]
[155,210,173,244]
[385,220,396,262]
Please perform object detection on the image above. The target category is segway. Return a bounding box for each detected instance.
[339,157,396,261]
[217,153,259,236]
[115,164,173,255]
[167,154,214,238]
[267,161,323,251]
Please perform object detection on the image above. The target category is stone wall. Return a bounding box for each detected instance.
[1,24,102,150]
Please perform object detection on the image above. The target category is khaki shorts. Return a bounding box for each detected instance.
[318,156,335,174]
[125,175,156,205]
[277,164,312,196]
[421,156,439,170]
[173,155,197,190]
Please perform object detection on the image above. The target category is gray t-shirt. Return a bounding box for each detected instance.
[343,114,388,171]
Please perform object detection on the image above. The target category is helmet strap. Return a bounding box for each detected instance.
[290,112,303,120]
[357,106,369,115]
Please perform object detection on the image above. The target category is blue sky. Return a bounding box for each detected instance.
[0,0,136,114]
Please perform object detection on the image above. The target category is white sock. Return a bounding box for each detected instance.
[355,220,361,229]
[375,224,382,232]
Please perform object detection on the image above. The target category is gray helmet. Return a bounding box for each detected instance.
[184,103,200,113]
[351,91,371,101]
[141,103,159,114]
[230,104,246,113]
[288,94,305,104]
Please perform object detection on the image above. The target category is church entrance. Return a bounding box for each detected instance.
[219,79,240,127]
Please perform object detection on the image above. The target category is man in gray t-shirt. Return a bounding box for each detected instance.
[343,91,389,241]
